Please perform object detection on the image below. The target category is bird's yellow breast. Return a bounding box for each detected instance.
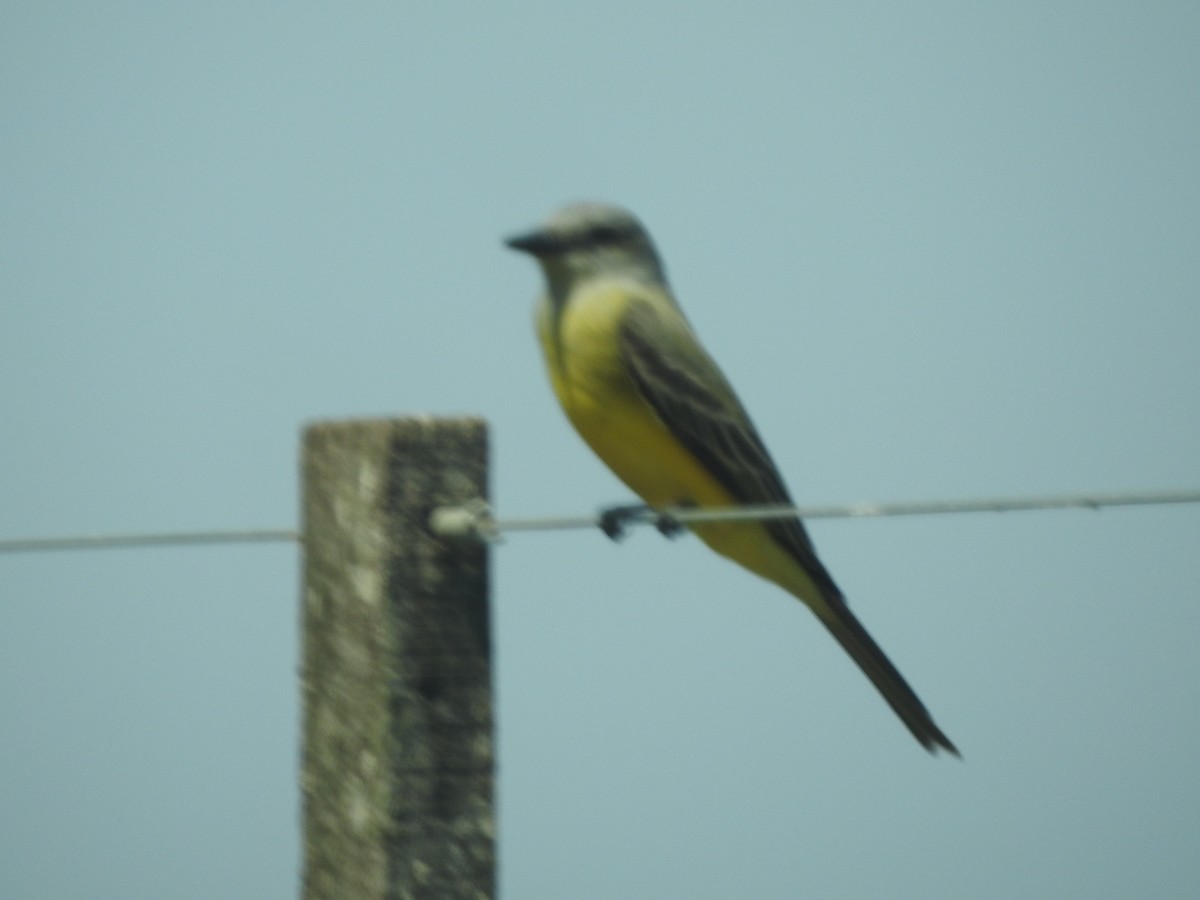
[536,282,734,511]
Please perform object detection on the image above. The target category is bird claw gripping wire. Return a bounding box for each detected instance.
[598,504,644,540]
[597,504,653,540]
[653,510,686,538]
[597,504,687,541]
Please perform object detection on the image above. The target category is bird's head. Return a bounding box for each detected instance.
[505,202,667,300]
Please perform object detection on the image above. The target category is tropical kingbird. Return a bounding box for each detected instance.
[506,202,957,755]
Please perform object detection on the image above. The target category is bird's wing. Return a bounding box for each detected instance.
[616,297,839,595]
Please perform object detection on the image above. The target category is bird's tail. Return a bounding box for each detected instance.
[816,598,959,756]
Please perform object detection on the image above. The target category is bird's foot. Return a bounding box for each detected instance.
[597,504,653,541]
[653,510,686,538]
[597,502,691,541]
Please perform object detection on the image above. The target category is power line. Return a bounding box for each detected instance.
[430,488,1200,541]
[0,528,298,554]
[2,489,1197,555]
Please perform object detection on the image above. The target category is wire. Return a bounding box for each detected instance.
[435,489,1200,540]
[2,489,1197,554]
[0,528,299,554]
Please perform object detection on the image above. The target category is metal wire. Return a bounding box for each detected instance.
[0,528,299,554]
[1,489,1197,554]
[431,489,1200,541]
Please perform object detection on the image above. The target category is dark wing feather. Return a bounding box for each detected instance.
[617,301,840,598]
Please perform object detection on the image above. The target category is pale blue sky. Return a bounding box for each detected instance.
[3,3,1198,898]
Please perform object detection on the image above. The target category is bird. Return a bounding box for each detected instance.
[505,201,957,755]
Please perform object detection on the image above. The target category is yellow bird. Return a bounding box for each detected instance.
[506,202,957,755]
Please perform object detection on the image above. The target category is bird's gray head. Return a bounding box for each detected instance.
[505,202,667,300]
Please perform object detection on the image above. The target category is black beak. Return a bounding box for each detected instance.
[504,228,560,257]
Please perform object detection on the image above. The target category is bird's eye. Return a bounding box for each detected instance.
[588,225,624,245]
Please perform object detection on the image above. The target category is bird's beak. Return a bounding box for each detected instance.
[504,228,559,257]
